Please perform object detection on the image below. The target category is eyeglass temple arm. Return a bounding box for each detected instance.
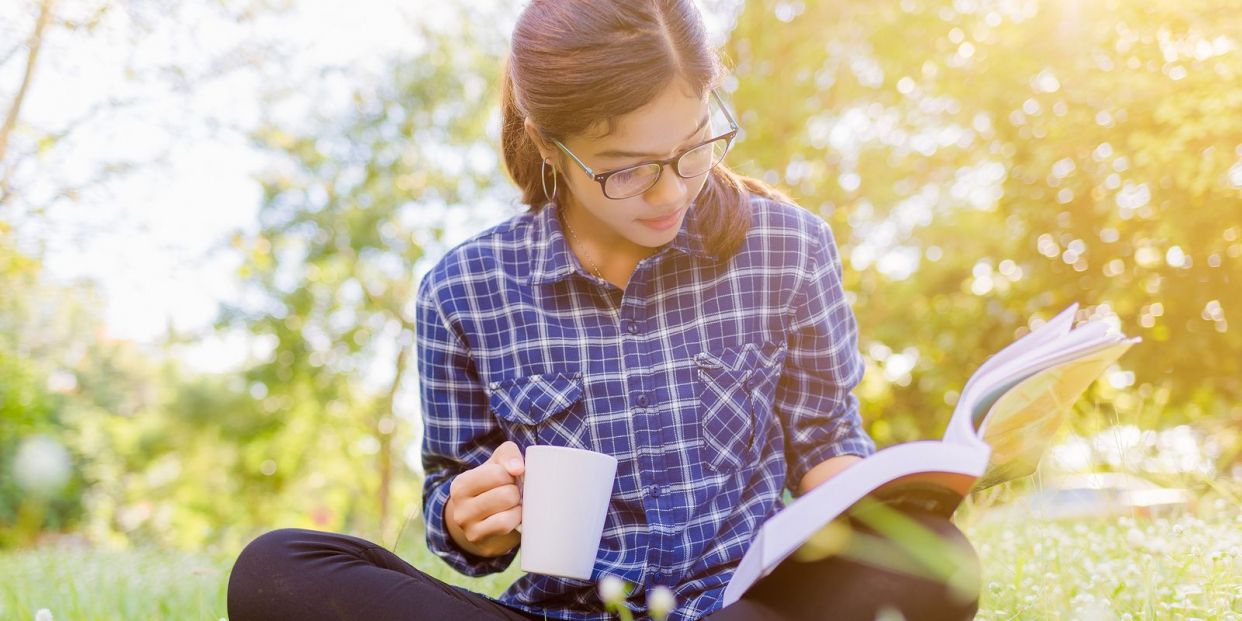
[552,140,596,177]
[710,89,738,130]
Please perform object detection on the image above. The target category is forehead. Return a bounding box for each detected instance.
[572,81,708,154]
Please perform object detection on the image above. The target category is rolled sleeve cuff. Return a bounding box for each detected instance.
[423,475,519,577]
[789,416,877,496]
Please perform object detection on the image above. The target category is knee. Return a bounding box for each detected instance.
[232,528,307,574]
[227,528,313,611]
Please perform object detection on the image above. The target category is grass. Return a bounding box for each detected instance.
[2,491,1239,620]
[0,545,233,620]
[966,497,1242,620]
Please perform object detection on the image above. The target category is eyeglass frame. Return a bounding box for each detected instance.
[547,89,740,200]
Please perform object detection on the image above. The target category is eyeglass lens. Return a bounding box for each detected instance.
[603,137,730,199]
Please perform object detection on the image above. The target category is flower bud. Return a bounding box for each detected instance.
[647,585,677,620]
[598,575,626,605]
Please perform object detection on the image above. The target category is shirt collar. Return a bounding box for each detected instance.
[526,200,715,286]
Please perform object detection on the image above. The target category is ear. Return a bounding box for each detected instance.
[523,118,554,162]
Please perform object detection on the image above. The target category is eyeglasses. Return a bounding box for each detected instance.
[550,89,739,200]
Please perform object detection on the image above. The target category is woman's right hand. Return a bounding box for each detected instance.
[444,441,526,558]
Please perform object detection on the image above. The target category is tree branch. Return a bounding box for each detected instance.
[0,0,55,168]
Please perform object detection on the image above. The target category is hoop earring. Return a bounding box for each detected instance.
[541,158,557,202]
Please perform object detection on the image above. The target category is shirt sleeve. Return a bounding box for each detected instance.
[776,218,877,496]
[415,274,519,576]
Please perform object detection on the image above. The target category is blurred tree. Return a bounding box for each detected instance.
[221,4,512,542]
[2,214,286,550]
[725,0,1242,444]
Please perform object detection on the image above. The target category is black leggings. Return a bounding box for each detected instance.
[227,511,979,621]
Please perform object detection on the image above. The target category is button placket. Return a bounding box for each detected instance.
[616,269,677,583]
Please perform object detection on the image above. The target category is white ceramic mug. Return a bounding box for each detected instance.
[517,445,617,580]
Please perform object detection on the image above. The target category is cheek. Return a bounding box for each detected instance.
[558,171,603,207]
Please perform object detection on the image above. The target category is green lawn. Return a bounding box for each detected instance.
[2,493,1238,620]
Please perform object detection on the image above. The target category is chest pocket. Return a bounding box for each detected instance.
[694,341,787,473]
[487,371,589,450]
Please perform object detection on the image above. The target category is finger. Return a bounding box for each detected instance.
[453,484,522,527]
[474,483,524,517]
[488,441,525,477]
[466,505,523,543]
[452,462,517,499]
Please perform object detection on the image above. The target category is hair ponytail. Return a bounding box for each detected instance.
[500,59,549,207]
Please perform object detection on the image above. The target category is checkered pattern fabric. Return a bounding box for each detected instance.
[415,195,876,621]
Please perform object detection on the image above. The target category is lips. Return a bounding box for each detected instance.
[639,206,686,224]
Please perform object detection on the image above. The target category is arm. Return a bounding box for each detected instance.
[797,454,863,496]
[415,275,519,576]
[776,217,877,498]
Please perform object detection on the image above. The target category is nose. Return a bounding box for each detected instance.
[643,162,687,207]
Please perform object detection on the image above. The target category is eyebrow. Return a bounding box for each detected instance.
[593,114,710,159]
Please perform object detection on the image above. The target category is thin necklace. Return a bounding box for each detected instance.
[560,208,605,282]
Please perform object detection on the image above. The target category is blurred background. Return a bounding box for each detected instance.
[1,0,1239,598]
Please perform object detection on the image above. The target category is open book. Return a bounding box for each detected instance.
[722,303,1140,606]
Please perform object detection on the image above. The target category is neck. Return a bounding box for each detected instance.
[558,196,654,277]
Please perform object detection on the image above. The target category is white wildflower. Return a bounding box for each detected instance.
[874,606,906,621]
[647,585,677,620]
[13,435,72,494]
[598,575,626,605]
[35,610,53,621]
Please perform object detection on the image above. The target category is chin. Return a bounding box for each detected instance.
[632,222,684,247]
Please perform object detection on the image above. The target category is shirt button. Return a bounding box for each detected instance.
[627,321,639,335]
[637,394,649,408]
[742,378,753,391]
[648,485,661,497]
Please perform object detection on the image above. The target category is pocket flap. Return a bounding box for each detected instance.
[694,341,787,387]
[487,371,584,426]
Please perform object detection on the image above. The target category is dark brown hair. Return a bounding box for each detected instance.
[499,0,791,261]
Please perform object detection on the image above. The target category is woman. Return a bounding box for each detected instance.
[226,1,981,619]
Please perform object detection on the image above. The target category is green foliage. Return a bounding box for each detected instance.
[726,0,1242,443]
[0,344,84,545]
[0,225,86,547]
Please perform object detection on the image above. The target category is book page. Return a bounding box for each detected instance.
[974,339,1138,489]
[946,312,1128,445]
[963,322,1114,429]
[962,303,1078,392]
[943,304,1078,444]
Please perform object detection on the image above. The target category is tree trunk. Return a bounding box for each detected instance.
[378,335,412,540]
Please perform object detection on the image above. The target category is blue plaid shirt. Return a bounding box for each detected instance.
[415,196,876,621]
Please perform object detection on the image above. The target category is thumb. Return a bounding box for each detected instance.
[489,441,525,477]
